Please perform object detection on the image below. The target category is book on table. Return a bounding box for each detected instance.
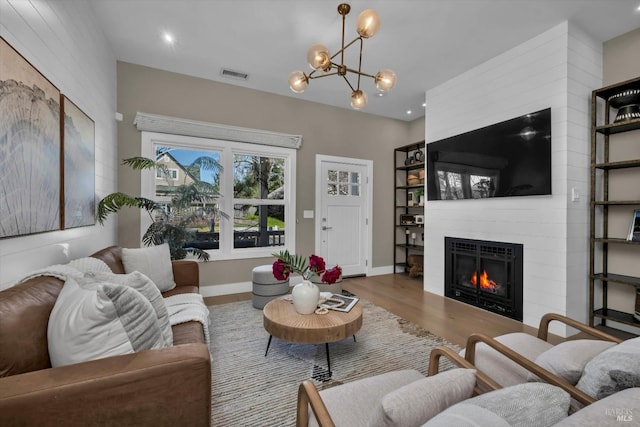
[321,294,359,312]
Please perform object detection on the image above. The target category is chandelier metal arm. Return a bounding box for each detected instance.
[330,36,363,63]
[288,3,396,110]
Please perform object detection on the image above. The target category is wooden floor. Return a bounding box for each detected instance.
[205,273,549,347]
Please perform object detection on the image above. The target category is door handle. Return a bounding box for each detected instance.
[322,226,333,231]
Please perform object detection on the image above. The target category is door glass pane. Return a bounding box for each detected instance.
[327,184,337,195]
[351,185,360,196]
[339,184,348,195]
[328,170,337,182]
[339,171,348,183]
[350,172,360,184]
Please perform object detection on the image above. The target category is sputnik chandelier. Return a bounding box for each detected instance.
[288,3,397,110]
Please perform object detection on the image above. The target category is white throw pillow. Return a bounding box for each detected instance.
[424,383,570,427]
[576,336,640,400]
[527,340,616,385]
[377,368,476,426]
[48,277,167,367]
[121,243,176,292]
[85,271,173,346]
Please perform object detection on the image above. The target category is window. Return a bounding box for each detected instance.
[141,132,296,260]
[155,167,178,180]
[435,162,499,200]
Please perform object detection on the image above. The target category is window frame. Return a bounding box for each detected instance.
[141,131,296,261]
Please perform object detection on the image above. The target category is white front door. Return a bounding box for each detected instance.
[315,155,372,277]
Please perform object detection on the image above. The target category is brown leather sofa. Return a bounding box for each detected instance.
[0,246,211,426]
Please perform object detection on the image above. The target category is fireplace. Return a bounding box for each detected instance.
[445,237,523,321]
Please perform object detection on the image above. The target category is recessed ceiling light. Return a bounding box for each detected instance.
[163,32,175,45]
[637,3,640,11]
[422,102,426,108]
[406,110,412,115]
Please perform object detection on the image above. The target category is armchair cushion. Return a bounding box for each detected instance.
[462,333,553,387]
[47,277,167,367]
[424,382,570,427]
[527,339,616,385]
[554,387,640,426]
[85,271,173,346]
[121,243,176,292]
[378,368,476,426]
[309,369,424,427]
[576,336,640,399]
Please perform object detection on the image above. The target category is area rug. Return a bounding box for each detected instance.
[208,298,462,426]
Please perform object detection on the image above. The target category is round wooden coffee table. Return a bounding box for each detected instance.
[263,297,363,373]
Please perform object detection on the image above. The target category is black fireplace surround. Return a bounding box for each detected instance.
[445,237,523,321]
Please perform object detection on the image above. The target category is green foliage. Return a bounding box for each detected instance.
[97,155,223,261]
[97,193,158,225]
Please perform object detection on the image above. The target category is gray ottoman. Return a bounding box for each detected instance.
[252,265,290,309]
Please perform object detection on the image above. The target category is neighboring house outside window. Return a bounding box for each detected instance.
[141,132,296,261]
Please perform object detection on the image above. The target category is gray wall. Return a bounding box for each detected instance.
[116,62,422,287]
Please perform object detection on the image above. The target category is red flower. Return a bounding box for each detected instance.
[272,259,290,281]
[309,254,326,273]
[321,266,342,284]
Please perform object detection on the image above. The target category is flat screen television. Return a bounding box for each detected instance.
[426,108,551,201]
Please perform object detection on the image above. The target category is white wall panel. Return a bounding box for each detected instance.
[0,0,117,289]
[424,22,602,335]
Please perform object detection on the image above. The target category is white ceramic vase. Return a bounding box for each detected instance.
[292,280,320,315]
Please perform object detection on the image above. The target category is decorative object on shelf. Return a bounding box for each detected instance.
[400,214,416,225]
[404,155,415,166]
[608,88,640,123]
[287,3,396,110]
[414,149,425,163]
[272,250,342,314]
[415,214,424,224]
[407,254,423,278]
[407,171,421,186]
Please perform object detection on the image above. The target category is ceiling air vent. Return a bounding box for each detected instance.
[220,68,249,81]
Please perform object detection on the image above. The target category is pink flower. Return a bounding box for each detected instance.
[321,266,342,284]
[309,254,326,274]
[272,259,290,281]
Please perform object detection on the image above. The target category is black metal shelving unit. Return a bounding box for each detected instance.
[394,141,425,274]
[589,76,640,332]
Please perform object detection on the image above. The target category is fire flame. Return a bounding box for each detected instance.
[470,270,498,291]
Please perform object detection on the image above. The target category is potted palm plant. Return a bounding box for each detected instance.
[97,154,224,261]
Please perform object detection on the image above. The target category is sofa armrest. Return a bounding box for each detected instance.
[172,260,199,287]
[0,343,211,427]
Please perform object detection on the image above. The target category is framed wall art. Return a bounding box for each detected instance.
[62,96,95,228]
[0,37,61,238]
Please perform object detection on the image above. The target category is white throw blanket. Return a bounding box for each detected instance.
[18,257,111,283]
[164,293,211,347]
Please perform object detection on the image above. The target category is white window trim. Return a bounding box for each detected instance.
[140,131,296,261]
[134,112,302,149]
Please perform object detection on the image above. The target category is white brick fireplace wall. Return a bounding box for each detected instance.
[424,22,602,336]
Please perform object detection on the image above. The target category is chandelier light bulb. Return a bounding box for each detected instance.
[350,90,368,110]
[288,70,309,93]
[306,44,331,72]
[375,69,397,93]
[356,9,380,38]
